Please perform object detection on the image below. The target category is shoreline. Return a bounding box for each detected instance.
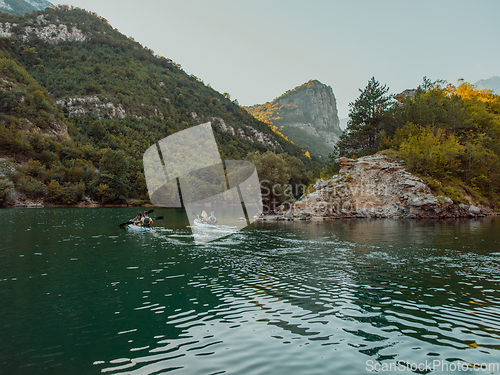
[257,212,500,221]
[3,202,155,209]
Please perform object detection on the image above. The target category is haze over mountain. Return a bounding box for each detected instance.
[474,76,500,94]
[0,0,52,15]
[246,80,342,162]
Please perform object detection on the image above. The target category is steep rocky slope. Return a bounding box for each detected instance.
[247,80,342,161]
[267,154,492,220]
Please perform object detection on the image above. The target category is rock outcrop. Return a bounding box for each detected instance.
[274,80,340,139]
[209,117,284,151]
[247,80,341,158]
[0,14,86,43]
[55,96,126,119]
[267,154,491,220]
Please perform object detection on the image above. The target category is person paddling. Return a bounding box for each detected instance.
[132,212,142,226]
[208,211,216,225]
[141,211,153,227]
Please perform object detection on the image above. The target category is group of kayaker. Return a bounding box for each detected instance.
[124,209,216,228]
[197,210,217,225]
[132,211,154,227]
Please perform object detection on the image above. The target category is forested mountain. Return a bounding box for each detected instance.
[0,6,313,207]
[246,80,342,162]
[0,0,52,15]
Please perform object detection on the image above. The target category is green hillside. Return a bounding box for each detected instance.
[0,6,313,207]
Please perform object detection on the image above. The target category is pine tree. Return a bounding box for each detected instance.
[336,77,392,157]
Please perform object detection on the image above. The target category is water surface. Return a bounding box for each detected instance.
[1,208,499,374]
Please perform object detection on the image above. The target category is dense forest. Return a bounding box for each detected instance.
[0,6,314,207]
[331,77,500,210]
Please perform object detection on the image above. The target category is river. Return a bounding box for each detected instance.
[1,208,499,374]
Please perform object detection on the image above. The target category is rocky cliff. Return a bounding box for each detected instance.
[266,154,492,220]
[247,80,342,160]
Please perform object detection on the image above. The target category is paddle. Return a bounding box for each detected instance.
[118,209,156,227]
[119,220,133,227]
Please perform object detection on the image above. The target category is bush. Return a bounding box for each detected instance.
[46,180,63,203]
[17,175,46,198]
[441,185,468,205]
[21,159,46,178]
[46,180,85,205]
[94,183,110,204]
[0,178,14,207]
[399,128,465,178]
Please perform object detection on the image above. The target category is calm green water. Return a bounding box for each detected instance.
[1,208,500,375]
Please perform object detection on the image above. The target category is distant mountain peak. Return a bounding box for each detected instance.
[474,76,500,94]
[0,0,52,15]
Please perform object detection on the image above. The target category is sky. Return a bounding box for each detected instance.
[59,0,500,119]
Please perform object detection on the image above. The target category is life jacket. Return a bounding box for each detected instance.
[143,217,151,227]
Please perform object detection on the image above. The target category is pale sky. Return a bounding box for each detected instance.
[60,0,500,118]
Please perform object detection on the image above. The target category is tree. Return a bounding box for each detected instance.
[246,151,312,212]
[0,178,14,207]
[246,151,290,212]
[336,77,392,157]
[91,149,130,203]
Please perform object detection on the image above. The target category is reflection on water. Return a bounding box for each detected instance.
[0,209,499,374]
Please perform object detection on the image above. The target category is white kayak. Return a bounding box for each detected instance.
[193,218,217,229]
[126,224,153,231]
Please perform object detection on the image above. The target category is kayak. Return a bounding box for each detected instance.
[193,218,217,228]
[126,224,152,231]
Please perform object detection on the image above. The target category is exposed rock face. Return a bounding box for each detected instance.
[247,80,341,158]
[209,117,283,151]
[269,154,491,220]
[0,14,86,43]
[24,0,53,11]
[55,96,126,119]
[275,80,340,138]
